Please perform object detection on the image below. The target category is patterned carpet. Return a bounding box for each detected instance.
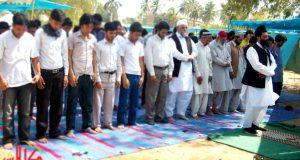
[0,93,299,160]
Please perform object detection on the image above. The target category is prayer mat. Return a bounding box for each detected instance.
[208,123,300,160]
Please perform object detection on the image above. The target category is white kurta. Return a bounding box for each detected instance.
[193,41,213,95]
[209,40,233,92]
[169,33,197,93]
[240,43,279,108]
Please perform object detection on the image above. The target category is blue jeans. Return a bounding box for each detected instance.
[66,75,93,131]
[117,74,140,125]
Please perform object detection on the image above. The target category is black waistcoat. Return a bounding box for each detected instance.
[170,34,192,77]
[242,44,272,88]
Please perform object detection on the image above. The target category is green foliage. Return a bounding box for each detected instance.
[104,0,122,21]
[153,7,178,27]
[220,0,260,23]
[179,0,202,25]
[52,0,101,25]
[201,1,216,23]
[221,0,300,24]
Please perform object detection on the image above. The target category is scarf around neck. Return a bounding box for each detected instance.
[42,23,62,38]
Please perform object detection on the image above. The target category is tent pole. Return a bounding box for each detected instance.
[31,0,35,19]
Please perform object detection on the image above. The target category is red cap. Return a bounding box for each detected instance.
[218,31,227,38]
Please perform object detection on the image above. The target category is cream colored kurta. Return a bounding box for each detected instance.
[209,40,233,92]
[193,41,213,95]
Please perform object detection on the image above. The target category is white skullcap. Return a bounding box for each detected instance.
[176,19,188,27]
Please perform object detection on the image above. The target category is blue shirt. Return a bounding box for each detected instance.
[270,46,283,82]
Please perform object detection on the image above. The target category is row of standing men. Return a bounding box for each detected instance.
[0,9,284,150]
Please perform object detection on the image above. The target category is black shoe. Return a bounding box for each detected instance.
[252,124,267,131]
[243,127,258,135]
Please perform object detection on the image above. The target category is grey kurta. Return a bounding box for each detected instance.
[209,40,233,92]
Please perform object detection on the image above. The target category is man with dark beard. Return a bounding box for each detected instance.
[241,25,278,134]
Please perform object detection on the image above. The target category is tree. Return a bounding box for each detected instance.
[139,0,161,25]
[179,0,202,26]
[154,7,179,27]
[141,0,151,13]
[264,0,300,18]
[49,0,101,24]
[221,0,300,24]
[220,0,260,23]
[104,0,122,21]
[201,1,216,23]
[151,0,160,15]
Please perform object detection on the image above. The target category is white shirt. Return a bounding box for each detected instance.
[68,31,97,78]
[95,38,122,82]
[114,35,126,46]
[0,30,38,87]
[35,28,69,75]
[144,34,174,76]
[120,38,144,75]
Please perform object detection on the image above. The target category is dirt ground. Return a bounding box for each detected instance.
[108,71,300,160]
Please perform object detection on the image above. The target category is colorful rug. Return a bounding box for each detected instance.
[208,123,300,160]
[0,106,299,160]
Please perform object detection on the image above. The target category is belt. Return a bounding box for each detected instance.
[154,65,169,70]
[42,67,64,74]
[101,70,116,75]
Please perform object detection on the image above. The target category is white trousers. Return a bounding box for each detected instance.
[191,94,209,116]
[165,90,193,117]
[243,106,268,128]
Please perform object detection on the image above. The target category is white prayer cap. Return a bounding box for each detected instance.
[176,19,188,27]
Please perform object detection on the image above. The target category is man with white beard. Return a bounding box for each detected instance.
[241,25,278,134]
[209,31,233,114]
[191,29,213,118]
[165,19,196,123]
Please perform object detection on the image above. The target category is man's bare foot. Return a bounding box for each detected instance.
[31,116,36,121]
[175,114,189,121]
[66,130,75,138]
[94,127,103,133]
[212,108,221,115]
[191,114,199,119]
[167,117,175,124]
[56,135,67,140]
[3,143,13,150]
[85,127,98,134]
[104,125,116,131]
[38,137,48,143]
[117,125,125,129]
